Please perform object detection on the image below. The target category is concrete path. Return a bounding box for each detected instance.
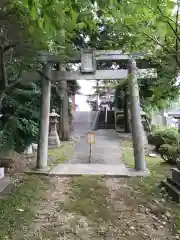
[71,111,97,137]
[49,163,148,177]
[48,129,149,176]
[68,129,122,164]
[47,112,148,177]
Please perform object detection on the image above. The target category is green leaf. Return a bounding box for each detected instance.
[28,0,33,8]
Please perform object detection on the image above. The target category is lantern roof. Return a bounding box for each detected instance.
[49,109,60,117]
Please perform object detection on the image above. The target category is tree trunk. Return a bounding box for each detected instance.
[0,47,7,90]
[0,45,16,111]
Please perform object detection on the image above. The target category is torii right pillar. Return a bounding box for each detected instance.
[128,59,146,171]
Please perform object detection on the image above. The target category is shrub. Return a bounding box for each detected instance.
[148,126,178,150]
[150,124,162,132]
[0,118,39,153]
[159,144,180,164]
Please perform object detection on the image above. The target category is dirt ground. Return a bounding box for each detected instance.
[1,138,180,240]
[8,176,179,240]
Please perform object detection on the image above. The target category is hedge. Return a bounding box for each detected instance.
[148,125,178,150]
[159,144,180,164]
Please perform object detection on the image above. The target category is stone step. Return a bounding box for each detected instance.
[0,177,12,196]
[99,128,115,130]
[163,179,180,203]
[177,161,180,170]
[167,177,180,190]
[171,168,180,183]
[99,125,115,129]
[99,124,115,127]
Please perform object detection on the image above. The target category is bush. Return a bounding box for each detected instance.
[0,118,39,153]
[148,125,178,150]
[150,124,162,132]
[159,144,180,164]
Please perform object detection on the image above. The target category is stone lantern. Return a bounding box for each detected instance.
[48,109,60,148]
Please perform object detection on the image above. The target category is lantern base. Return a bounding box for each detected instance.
[48,131,61,148]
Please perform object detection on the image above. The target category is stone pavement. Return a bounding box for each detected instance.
[71,111,97,137]
[68,129,122,164]
[0,177,11,194]
[48,129,148,177]
[49,163,148,177]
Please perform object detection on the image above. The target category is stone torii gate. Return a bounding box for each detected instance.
[23,50,157,172]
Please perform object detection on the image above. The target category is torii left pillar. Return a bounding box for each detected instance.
[37,63,52,169]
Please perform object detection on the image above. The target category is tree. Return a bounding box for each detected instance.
[110,0,180,105]
[0,0,74,152]
[0,0,179,151]
[71,0,180,109]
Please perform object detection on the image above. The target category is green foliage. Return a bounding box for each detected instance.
[13,0,117,55]
[67,80,80,96]
[150,124,162,132]
[102,0,180,110]
[0,80,77,153]
[0,82,41,153]
[148,125,178,150]
[0,0,179,153]
[0,130,14,153]
[159,144,180,164]
[0,0,81,153]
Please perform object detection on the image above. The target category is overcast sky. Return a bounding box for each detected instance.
[78,80,96,95]
[75,80,95,110]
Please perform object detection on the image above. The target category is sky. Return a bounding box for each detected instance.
[78,80,96,95]
[75,80,95,111]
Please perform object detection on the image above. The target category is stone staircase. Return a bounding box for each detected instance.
[163,161,180,202]
[98,110,115,129]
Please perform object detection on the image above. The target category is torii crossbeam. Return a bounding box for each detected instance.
[22,50,156,82]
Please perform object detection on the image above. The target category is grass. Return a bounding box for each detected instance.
[122,141,171,197]
[0,141,74,239]
[48,141,73,165]
[121,140,180,231]
[0,175,50,239]
[63,176,111,223]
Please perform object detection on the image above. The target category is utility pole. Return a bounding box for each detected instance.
[128,59,146,171]
[37,63,52,169]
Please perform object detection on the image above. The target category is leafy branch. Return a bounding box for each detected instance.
[156,4,180,43]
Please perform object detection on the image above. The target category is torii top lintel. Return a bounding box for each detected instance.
[21,50,156,82]
[38,50,146,63]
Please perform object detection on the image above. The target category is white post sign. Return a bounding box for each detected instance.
[86,132,96,163]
